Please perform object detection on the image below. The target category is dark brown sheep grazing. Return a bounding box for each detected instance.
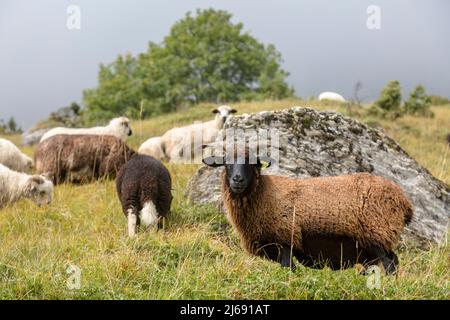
[34,134,136,184]
[203,149,413,274]
[446,133,450,145]
[116,155,172,237]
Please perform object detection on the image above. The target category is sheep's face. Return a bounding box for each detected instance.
[110,117,133,138]
[26,176,54,206]
[27,158,34,171]
[203,154,272,195]
[23,157,33,172]
[212,106,237,127]
[225,162,258,194]
[17,156,33,172]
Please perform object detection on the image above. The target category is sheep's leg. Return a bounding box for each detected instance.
[127,209,138,237]
[280,246,296,272]
[139,201,159,231]
[382,251,399,275]
[366,246,398,275]
[157,217,166,230]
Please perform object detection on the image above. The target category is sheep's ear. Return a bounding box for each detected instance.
[230,109,237,114]
[212,109,219,114]
[31,176,44,185]
[28,176,43,192]
[257,156,274,168]
[202,156,224,167]
[40,172,52,181]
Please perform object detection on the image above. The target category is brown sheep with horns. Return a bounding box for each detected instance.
[203,148,413,274]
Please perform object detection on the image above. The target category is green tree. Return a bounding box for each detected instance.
[375,80,402,112]
[0,117,22,134]
[0,119,5,134]
[404,85,433,117]
[83,9,293,120]
[7,117,20,133]
[370,80,402,119]
[84,53,143,121]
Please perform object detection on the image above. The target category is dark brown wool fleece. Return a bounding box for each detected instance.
[222,169,413,263]
[35,134,136,184]
[116,154,172,222]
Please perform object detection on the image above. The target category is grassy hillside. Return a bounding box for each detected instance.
[0,100,448,299]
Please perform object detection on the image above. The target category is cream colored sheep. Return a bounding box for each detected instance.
[0,138,33,172]
[138,137,166,161]
[318,92,346,102]
[40,117,132,142]
[0,163,53,208]
[161,105,237,162]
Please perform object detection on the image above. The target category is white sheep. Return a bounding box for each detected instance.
[39,117,133,143]
[0,138,33,172]
[138,137,166,161]
[318,92,346,102]
[161,105,237,162]
[0,163,54,208]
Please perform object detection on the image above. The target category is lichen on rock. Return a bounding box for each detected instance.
[186,107,450,248]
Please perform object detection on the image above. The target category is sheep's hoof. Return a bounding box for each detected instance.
[280,247,296,272]
[382,254,399,276]
[289,264,297,273]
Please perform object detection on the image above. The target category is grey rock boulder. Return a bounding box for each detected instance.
[186,107,449,248]
[21,129,49,146]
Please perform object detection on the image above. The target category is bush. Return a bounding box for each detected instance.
[0,117,22,135]
[376,80,402,112]
[429,95,450,106]
[32,102,84,131]
[404,85,433,117]
[370,80,402,119]
[83,9,294,121]
[369,82,438,119]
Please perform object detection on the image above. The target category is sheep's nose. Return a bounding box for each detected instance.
[232,175,244,183]
[128,129,133,136]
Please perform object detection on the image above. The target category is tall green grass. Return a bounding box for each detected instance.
[0,100,448,299]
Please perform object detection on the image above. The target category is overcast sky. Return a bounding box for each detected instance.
[1,0,449,129]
